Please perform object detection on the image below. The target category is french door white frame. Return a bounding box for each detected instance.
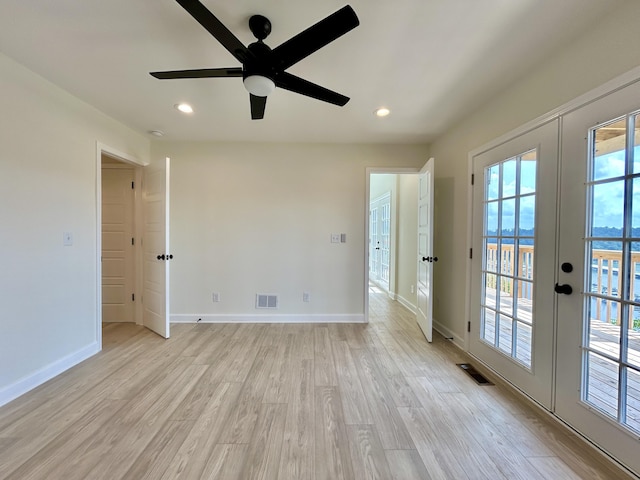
[95,142,147,348]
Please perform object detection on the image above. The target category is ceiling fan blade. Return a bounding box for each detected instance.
[271,5,359,71]
[150,68,243,79]
[175,0,252,63]
[275,72,349,106]
[250,94,267,120]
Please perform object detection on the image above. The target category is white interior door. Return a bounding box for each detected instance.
[102,165,135,323]
[143,156,170,338]
[417,158,434,342]
[556,81,640,473]
[469,123,558,408]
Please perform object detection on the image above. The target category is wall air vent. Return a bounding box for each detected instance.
[256,294,278,309]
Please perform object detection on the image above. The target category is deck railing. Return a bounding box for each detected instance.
[486,244,640,330]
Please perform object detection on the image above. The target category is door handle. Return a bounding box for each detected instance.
[422,256,439,263]
[422,256,428,262]
[554,283,573,295]
[156,254,173,260]
[157,254,165,260]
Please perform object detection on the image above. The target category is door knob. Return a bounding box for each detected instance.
[422,256,428,262]
[433,256,438,262]
[554,283,573,295]
[157,254,165,260]
[167,254,173,260]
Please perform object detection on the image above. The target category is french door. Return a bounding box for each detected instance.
[472,79,640,475]
[369,193,391,290]
[470,121,559,409]
[555,82,640,474]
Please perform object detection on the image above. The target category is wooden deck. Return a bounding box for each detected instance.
[483,287,640,434]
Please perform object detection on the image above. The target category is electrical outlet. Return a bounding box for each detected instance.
[303,292,311,302]
[331,233,340,243]
[410,285,415,294]
[212,292,220,302]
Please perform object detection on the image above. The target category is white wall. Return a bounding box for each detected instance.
[157,142,428,322]
[0,53,150,404]
[396,174,418,309]
[430,0,640,343]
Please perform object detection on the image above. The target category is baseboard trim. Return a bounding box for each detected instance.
[433,319,464,347]
[396,295,416,314]
[171,313,366,324]
[0,341,100,408]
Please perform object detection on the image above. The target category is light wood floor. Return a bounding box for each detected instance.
[0,291,634,480]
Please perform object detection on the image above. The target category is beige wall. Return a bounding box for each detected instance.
[430,0,640,343]
[157,142,428,321]
[0,52,150,402]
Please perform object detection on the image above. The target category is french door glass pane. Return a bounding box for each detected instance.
[627,368,640,432]
[583,114,640,434]
[586,351,619,419]
[480,150,537,367]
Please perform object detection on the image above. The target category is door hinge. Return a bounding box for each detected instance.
[132,293,135,302]
[467,321,471,333]
[131,181,135,189]
[131,237,135,246]
[469,248,473,259]
[471,174,474,185]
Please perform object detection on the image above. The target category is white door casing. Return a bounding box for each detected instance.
[417,158,434,342]
[143,156,170,338]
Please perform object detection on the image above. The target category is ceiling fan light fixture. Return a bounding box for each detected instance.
[243,75,275,97]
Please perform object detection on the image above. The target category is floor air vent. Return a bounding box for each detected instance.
[457,363,494,385]
[256,294,278,309]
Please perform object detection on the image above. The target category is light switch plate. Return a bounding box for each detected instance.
[331,233,340,243]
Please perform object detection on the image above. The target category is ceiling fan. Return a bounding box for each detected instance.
[150,0,359,120]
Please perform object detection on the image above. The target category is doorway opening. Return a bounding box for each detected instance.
[96,144,146,348]
[101,154,140,325]
[366,170,421,325]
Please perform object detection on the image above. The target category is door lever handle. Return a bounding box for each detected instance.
[554,283,573,295]
[157,254,165,260]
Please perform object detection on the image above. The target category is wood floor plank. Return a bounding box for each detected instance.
[384,449,433,480]
[217,345,278,444]
[346,425,393,480]
[277,359,315,480]
[121,419,196,480]
[332,341,374,425]
[239,403,288,480]
[315,386,355,480]
[159,382,243,480]
[314,326,338,386]
[350,347,415,449]
[200,444,249,480]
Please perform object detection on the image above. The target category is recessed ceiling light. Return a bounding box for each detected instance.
[149,130,164,137]
[175,103,193,114]
[374,107,390,117]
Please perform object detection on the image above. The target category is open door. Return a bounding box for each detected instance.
[417,158,435,342]
[142,156,170,338]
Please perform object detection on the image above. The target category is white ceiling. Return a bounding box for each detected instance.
[0,0,622,144]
